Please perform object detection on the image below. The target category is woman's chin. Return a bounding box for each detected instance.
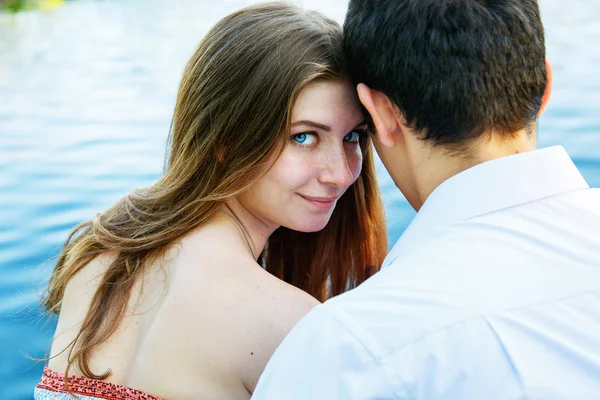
[286,216,331,233]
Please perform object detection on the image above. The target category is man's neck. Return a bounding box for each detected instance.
[410,129,537,210]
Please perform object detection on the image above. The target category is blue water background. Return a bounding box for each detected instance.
[1,0,599,398]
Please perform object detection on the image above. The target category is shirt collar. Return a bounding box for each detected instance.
[383,146,590,269]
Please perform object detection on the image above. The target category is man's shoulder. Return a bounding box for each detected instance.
[322,267,480,358]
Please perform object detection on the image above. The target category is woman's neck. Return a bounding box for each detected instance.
[222,198,278,260]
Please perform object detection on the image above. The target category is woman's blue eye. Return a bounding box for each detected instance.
[344,131,361,143]
[292,132,316,145]
[294,133,307,143]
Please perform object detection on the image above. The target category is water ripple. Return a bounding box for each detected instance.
[1,0,599,398]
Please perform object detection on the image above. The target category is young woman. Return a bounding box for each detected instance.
[36,3,387,399]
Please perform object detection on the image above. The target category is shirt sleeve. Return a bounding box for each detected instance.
[251,305,398,400]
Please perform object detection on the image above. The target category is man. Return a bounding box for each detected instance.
[252,0,600,398]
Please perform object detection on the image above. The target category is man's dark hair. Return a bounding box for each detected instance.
[343,0,547,149]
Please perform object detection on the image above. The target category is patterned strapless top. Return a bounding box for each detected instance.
[35,367,161,400]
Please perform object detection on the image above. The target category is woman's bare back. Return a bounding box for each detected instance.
[48,213,319,399]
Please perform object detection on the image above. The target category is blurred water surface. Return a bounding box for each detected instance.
[1,0,599,397]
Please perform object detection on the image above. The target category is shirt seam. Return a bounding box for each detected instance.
[318,304,404,399]
[481,316,526,392]
[376,287,600,365]
[321,288,600,397]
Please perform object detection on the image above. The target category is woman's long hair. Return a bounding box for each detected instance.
[43,2,387,380]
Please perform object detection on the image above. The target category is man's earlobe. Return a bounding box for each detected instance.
[357,83,399,147]
[538,58,553,117]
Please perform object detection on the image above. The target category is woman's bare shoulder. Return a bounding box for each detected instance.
[61,251,119,303]
[245,264,320,330]
[230,261,320,391]
[158,246,319,390]
[167,238,320,333]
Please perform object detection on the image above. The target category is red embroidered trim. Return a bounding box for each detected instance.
[37,367,161,400]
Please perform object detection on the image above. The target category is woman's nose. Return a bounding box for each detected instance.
[317,147,355,188]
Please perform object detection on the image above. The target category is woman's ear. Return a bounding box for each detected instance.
[537,58,553,117]
[356,83,401,147]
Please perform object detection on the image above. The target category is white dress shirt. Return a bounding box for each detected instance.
[252,146,600,400]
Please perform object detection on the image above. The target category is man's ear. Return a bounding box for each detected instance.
[537,58,553,117]
[357,83,401,147]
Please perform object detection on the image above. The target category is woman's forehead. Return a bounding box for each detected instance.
[291,80,363,127]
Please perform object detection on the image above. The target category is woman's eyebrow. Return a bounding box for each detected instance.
[291,120,331,131]
[291,120,367,131]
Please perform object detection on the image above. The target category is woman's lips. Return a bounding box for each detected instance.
[298,194,339,211]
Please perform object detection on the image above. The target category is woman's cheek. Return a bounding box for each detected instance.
[275,149,316,187]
